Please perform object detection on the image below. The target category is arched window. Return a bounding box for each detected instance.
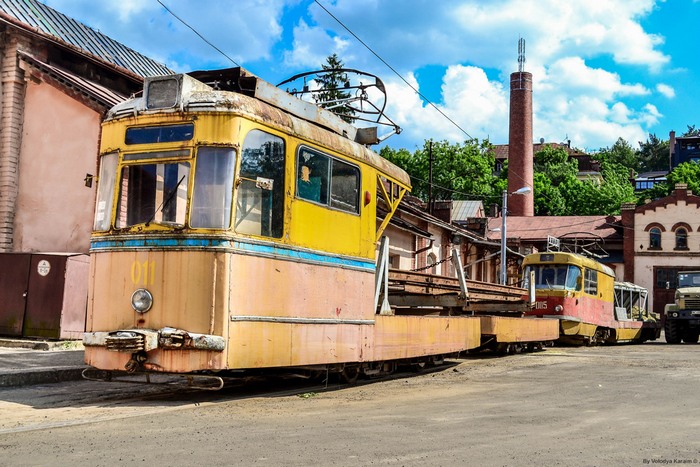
[427,252,437,274]
[649,227,662,249]
[676,228,688,250]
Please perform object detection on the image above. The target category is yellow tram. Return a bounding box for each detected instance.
[83,68,481,382]
[523,251,660,344]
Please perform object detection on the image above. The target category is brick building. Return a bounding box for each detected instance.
[0,0,170,253]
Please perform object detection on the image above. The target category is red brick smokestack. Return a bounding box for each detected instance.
[507,70,534,217]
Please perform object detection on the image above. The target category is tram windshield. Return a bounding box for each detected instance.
[524,264,582,291]
[116,160,190,228]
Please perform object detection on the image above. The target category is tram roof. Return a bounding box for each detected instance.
[106,68,411,187]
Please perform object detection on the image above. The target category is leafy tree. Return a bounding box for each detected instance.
[533,145,579,186]
[637,133,669,172]
[595,138,639,172]
[681,125,700,137]
[532,172,567,215]
[530,145,635,215]
[667,162,700,195]
[380,138,497,202]
[315,54,356,123]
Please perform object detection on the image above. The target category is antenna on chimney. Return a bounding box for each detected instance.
[518,37,526,72]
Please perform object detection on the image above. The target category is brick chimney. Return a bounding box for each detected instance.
[507,70,534,216]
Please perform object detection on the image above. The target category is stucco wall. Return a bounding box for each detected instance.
[385,226,415,270]
[13,79,99,252]
[633,195,700,309]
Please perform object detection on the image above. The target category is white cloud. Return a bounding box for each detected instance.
[39,0,675,151]
[656,83,676,98]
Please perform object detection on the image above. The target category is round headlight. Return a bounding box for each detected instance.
[554,305,563,312]
[131,288,153,313]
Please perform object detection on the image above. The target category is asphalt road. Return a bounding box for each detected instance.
[1,341,699,467]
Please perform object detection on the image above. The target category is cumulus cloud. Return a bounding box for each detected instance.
[656,83,676,98]
[40,0,675,150]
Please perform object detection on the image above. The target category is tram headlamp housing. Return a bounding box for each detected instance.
[131,288,153,313]
[554,305,564,313]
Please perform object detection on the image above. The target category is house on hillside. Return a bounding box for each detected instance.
[621,183,700,317]
[0,0,171,254]
[670,131,700,168]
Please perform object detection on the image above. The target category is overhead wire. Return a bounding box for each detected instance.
[153,0,590,220]
[313,1,546,201]
[155,0,240,67]
[313,0,473,141]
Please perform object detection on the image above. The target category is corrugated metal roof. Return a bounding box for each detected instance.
[0,0,172,77]
[451,200,484,221]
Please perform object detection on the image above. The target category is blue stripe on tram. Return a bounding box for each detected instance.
[90,238,375,271]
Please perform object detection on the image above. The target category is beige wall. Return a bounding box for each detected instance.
[385,227,415,270]
[13,79,99,252]
[633,197,700,307]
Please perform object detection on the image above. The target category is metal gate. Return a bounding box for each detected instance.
[0,253,88,339]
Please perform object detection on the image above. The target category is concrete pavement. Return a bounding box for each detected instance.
[0,339,87,388]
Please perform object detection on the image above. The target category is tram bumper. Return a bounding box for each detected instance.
[83,327,225,352]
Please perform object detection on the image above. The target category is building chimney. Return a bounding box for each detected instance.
[669,130,676,170]
[507,39,534,216]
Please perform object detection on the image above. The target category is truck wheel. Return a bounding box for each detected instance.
[682,328,700,344]
[665,320,682,344]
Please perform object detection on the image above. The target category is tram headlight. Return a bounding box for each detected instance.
[131,288,153,313]
[554,305,563,313]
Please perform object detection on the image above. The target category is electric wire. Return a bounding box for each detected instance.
[156,0,240,67]
[313,0,473,141]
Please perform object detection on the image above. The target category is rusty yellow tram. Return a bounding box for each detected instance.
[83,68,490,384]
[522,252,660,344]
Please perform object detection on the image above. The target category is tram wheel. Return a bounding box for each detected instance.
[340,365,361,384]
[664,320,682,344]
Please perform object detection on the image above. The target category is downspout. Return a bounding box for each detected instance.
[0,32,27,252]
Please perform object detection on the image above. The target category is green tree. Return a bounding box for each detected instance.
[595,138,639,172]
[531,145,636,215]
[667,162,700,195]
[681,125,700,137]
[637,133,669,172]
[315,54,356,123]
[380,138,498,202]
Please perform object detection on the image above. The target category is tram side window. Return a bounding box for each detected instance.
[191,147,235,229]
[116,162,190,228]
[93,152,118,231]
[584,269,598,295]
[297,148,360,213]
[235,130,285,238]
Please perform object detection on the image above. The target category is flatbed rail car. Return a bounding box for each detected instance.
[522,251,660,344]
[82,68,483,383]
[385,268,559,353]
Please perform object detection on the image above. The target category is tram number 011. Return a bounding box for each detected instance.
[131,260,156,286]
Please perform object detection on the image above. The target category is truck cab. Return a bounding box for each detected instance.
[664,271,700,343]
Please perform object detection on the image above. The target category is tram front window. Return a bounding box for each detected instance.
[191,147,235,229]
[525,264,582,291]
[116,162,190,228]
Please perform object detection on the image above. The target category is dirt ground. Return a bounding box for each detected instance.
[1,341,699,466]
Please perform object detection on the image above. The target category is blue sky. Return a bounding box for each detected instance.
[43,0,699,153]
